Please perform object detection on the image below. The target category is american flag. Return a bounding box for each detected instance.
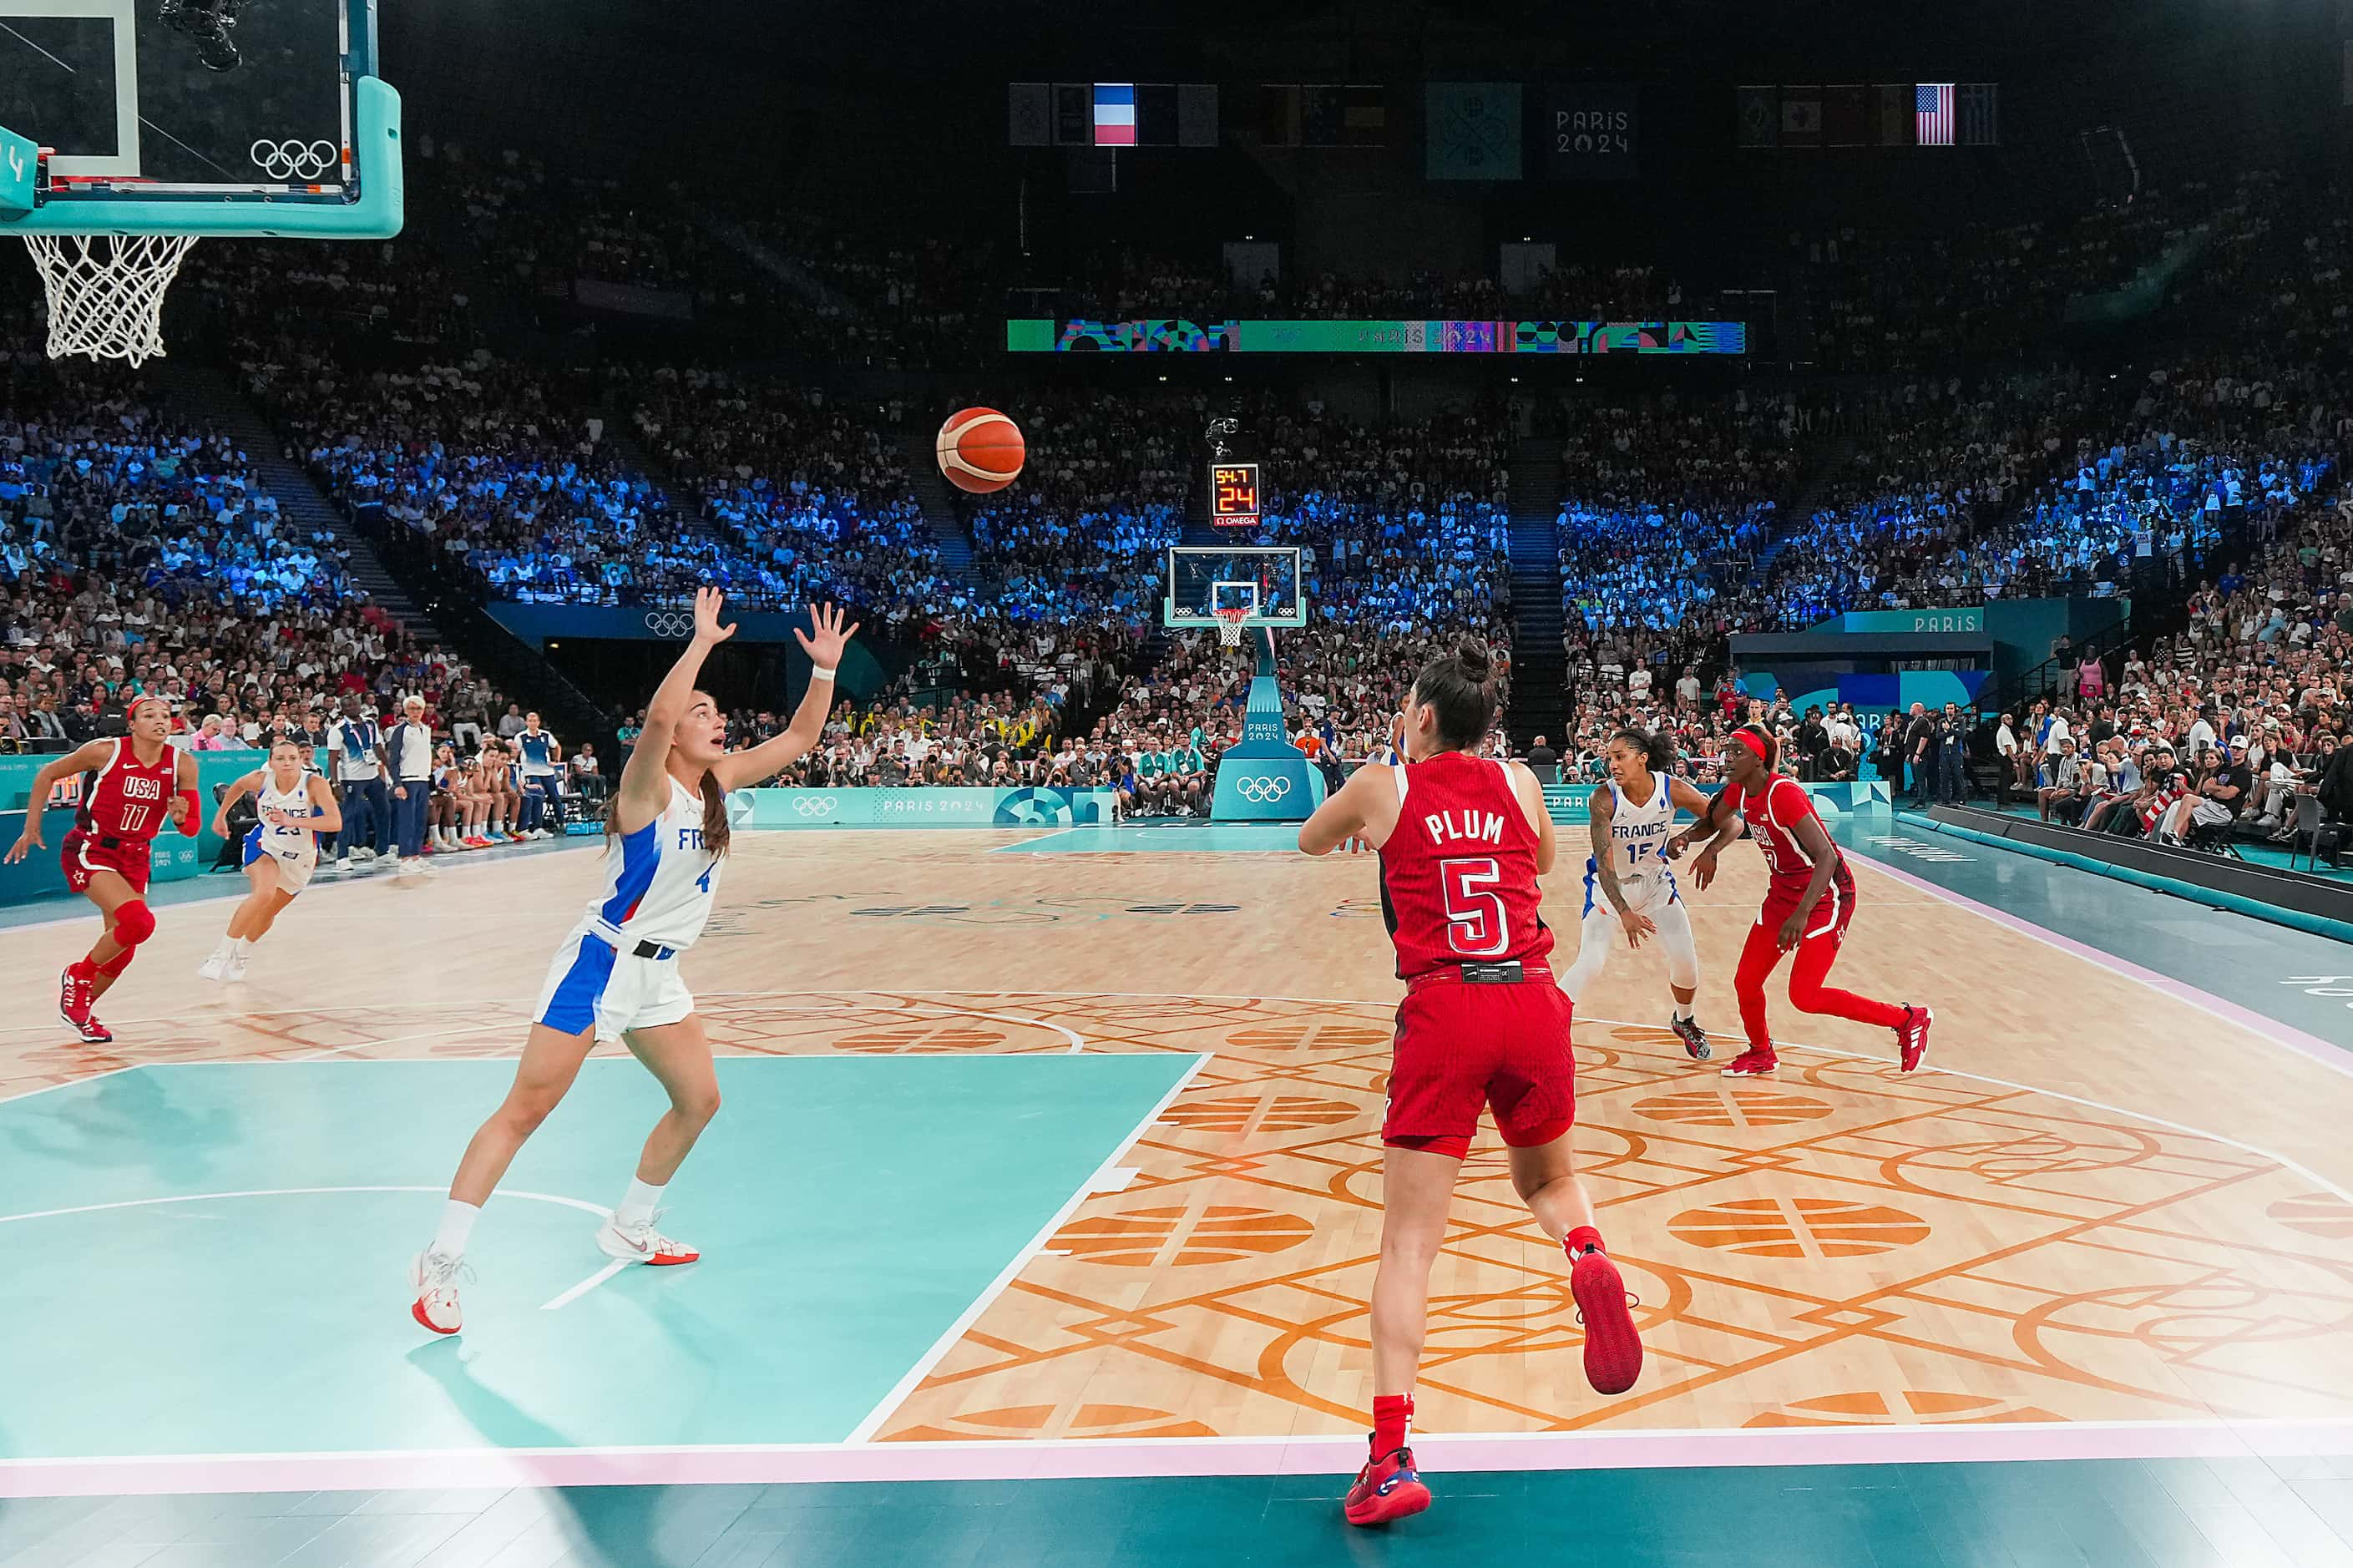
[1915,83,1954,146]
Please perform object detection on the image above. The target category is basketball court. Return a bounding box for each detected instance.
[3,816,2351,1565]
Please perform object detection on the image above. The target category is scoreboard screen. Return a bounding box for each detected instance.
[1210,463,1261,528]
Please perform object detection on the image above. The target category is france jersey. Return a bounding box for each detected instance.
[580,776,722,950]
[1582,776,1680,916]
[537,776,723,1041]
[243,771,323,893]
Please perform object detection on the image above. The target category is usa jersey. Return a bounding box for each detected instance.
[80,738,179,842]
[1378,751,1554,981]
[1740,776,1837,897]
[1584,776,1680,915]
[580,776,722,949]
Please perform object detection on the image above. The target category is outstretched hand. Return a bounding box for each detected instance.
[692,586,737,647]
[792,602,860,670]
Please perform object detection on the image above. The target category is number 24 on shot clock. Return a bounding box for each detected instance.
[1211,463,1261,528]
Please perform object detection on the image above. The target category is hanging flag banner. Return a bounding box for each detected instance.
[1545,83,1638,180]
[1426,83,1522,180]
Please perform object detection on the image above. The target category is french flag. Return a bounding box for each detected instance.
[1094,83,1137,146]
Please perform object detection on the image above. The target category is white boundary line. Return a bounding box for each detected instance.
[5,1416,2352,1498]
[1839,842,2352,1074]
[840,1050,1212,1445]
[0,1185,609,1228]
[539,1262,626,1313]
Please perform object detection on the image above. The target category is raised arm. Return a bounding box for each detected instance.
[3,738,114,861]
[713,603,859,792]
[615,587,736,835]
[1299,761,1400,857]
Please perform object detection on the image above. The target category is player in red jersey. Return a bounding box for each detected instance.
[1664,724,1931,1077]
[1299,643,1643,1530]
[4,695,201,1043]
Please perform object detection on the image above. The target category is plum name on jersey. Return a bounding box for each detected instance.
[1423,809,1506,845]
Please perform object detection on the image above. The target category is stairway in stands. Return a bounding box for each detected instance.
[896,428,978,588]
[149,357,437,637]
[157,357,615,744]
[1505,435,1567,748]
[1740,432,1859,592]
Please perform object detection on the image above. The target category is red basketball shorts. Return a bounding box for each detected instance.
[1758,862,1857,946]
[61,830,152,897]
[1383,970,1577,1161]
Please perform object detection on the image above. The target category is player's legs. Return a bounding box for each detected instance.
[1725,917,1788,1074]
[1784,924,1929,1068]
[71,868,150,1004]
[447,1020,599,1208]
[1555,903,1619,1002]
[1505,1130,1643,1396]
[619,1014,723,1188]
[1652,895,1711,1057]
[1348,1141,1455,1526]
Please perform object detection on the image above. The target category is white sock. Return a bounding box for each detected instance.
[433,1198,481,1258]
[211,936,233,956]
[1673,1000,1694,1021]
[233,937,255,956]
[616,1177,664,1230]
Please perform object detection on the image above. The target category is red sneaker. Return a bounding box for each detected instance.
[1570,1247,1644,1395]
[69,1013,114,1045]
[58,966,95,1031]
[1897,1006,1933,1073]
[1719,1046,1778,1077]
[1343,1445,1430,1527]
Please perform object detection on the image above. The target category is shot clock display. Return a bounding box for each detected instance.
[1210,463,1261,528]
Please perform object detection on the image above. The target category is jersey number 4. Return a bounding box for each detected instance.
[1440,857,1510,958]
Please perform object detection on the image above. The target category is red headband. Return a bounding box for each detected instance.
[1729,730,1769,763]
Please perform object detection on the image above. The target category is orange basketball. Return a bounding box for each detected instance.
[936,407,1025,493]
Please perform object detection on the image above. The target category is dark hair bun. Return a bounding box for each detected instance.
[1455,642,1493,681]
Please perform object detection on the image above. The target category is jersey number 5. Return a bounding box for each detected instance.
[1440,857,1509,958]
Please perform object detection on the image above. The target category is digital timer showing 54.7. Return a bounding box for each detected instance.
[1211,463,1261,526]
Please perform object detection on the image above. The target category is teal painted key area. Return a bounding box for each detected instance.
[0,1055,1196,1462]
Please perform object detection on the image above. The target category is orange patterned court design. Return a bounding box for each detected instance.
[3,826,2350,1490]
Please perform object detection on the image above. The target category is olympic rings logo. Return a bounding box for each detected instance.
[791,796,839,817]
[642,610,695,638]
[250,139,340,180]
[1235,774,1293,803]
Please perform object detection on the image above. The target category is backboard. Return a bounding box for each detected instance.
[1164,545,1307,630]
[0,0,401,237]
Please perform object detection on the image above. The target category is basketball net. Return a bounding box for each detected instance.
[1213,606,1250,649]
[21,234,200,367]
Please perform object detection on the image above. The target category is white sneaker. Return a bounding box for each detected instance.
[408,1247,468,1335]
[405,857,441,877]
[222,950,250,983]
[595,1212,701,1266]
[326,859,347,876]
[352,847,377,864]
[198,948,229,981]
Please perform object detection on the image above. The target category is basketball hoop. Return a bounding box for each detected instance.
[21,233,199,367]
[1213,606,1250,648]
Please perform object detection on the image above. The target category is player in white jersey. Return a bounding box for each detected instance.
[200,739,341,983]
[410,589,858,1334]
[1557,727,1717,1059]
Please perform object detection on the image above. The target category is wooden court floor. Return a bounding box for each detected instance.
[4,828,2353,1462]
